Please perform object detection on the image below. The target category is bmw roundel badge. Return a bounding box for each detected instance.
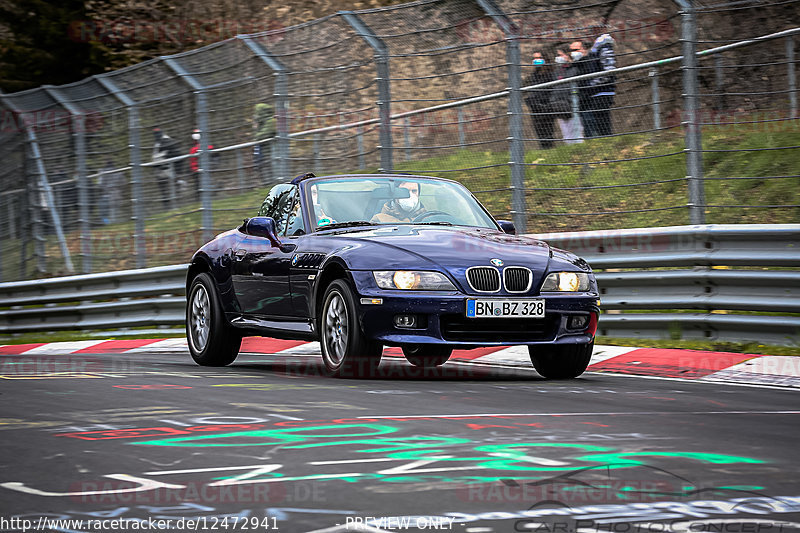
[291,255,299,266]
[490,258,504,267]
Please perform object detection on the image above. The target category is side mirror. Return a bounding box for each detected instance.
[245,216,281,247]
[497,220,516,235]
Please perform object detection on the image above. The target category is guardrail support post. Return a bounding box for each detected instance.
[341,12,393,173]
[788,36,797,118]
[44,87,91,273]
[239,37,290,182]
[95,75,146,268]
[650,68,661,131]
[477,0,526,232]
[676,0,705,225]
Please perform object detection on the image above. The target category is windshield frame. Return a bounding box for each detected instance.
[300,175,501,233]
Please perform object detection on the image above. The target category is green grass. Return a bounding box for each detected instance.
[9,127,800,278]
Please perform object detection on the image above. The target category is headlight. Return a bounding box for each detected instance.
[541,272,590,292]
[373,271,456,290]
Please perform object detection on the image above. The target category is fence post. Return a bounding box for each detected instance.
[25,128,73,274]
[95,75,146,268]
[44,87,91,273]
[714,53,725,110]
[356,125,366,169]
[162,57,214,244]
[457,108,466,148]
[1,95,74,275]
[477,0,526,232]
[340,12,393,173]
[788,36,797,118]
[404,117,411,161]
[675,0,705,225]
[239,37,290,182]
[650,68,661,131]
[313,134,322,175]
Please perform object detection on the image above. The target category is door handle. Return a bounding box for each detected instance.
[234,249,248,261]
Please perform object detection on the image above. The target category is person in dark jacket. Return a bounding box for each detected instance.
[523,52,557,149]
[568,40,601,138]
[588,33,617,137]
[552,50,584,144]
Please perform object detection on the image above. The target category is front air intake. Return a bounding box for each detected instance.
[466,266,501,292]
[504,266,532,293]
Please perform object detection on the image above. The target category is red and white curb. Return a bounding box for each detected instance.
[1,338,798,388]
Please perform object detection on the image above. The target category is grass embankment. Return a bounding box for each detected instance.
[16,127,799,277]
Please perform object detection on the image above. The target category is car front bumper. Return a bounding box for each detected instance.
[350,271,599,348]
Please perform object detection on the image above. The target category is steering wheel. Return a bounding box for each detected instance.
[412,210,454,223]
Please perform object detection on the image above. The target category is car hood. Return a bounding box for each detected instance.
[315,225,585,273]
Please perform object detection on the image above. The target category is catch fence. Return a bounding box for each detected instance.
[0,0,797,281]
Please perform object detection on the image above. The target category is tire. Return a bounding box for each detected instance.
[529,342,594,379]
[402,344,453,367]
[319,279,383,378]
[187,272,242,367]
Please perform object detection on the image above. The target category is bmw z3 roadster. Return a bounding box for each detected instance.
[186,173,599,378]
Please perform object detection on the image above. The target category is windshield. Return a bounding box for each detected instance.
[306,177,498,230]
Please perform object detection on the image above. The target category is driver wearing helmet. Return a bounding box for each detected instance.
[371,181,426,223]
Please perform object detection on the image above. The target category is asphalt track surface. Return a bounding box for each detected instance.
[1,347,799,533]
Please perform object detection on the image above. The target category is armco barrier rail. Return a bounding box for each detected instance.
[0,224,798,345]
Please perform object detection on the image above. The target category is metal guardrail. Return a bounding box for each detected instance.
[0,225,798,345]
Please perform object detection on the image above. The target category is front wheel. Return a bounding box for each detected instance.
[187,273,242,366]
[529,342,594,379]
[320,279,383,378]
[402,344,453,367]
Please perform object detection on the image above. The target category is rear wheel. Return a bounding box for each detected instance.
[320,279,383,378]
[529,342,593,379]
[403,344,453,367]
[187,273,242,366]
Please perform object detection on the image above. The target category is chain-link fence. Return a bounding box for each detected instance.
[0,0,797,281]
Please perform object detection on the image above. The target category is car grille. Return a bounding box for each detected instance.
[466,267,501,292]
[440,314,559,343]
[504,267,532,293]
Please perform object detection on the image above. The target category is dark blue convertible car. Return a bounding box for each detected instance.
[186,173,599,378]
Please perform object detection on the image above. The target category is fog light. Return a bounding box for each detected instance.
[568,315,589,330]
[394,315,417,328]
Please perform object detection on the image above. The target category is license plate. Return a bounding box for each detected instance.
[466,299,545,318]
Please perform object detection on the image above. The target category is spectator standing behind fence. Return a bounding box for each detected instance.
[552,51,583,144]
[568,40,599,138]
[189,129,214,202]
[151,127,183,210]
[588,34,616,137]
[523,52,556,149]
[96,160,124,225]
